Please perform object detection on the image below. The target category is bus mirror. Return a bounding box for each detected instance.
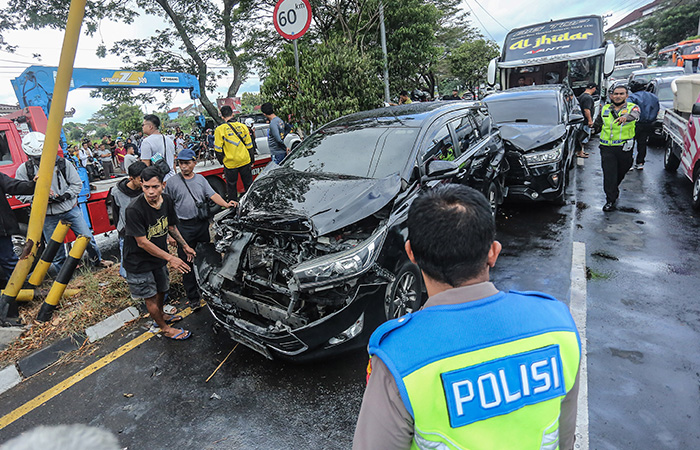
[603,42,616,77]
[487,58,497,86]
[692,103,700,116]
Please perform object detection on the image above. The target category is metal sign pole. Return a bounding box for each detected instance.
[294,39,300,75]
[379,1,390,103]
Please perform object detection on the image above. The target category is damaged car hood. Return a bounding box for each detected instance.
[240,168,401,236]
[498,123,567,152]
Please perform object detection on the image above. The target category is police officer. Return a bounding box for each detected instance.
[593,85,640,212]
[353,184,581,450]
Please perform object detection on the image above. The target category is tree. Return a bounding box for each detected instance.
[0,0,272,125]
[633,0,700,53]
[240,92,262,114]
[88,104,143,137]
[449,39,499,94]
[262,36,382,132]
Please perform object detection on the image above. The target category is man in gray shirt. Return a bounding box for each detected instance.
[139,114,176,181]
[165,149,236,306]
[261,102,289,164]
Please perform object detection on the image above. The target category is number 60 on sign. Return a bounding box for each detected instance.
[273,0,312,40]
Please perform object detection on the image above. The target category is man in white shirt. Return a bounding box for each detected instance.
[139,114,176,181]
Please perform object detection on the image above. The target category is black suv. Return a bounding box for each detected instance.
[484,85,584,203]
[195,102,507,361]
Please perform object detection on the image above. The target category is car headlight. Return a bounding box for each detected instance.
[293,227,387,288]
[524,145,563,166]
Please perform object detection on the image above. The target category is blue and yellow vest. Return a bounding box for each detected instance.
[599,102,637,146]
[369,290,581,450]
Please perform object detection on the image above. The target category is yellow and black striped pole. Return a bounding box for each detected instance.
[28,220,71,288]
[1,289,81,302]
[36,235,89,322]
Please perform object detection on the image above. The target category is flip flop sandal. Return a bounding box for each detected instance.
[165,314,183,324]
[167,329,191,340]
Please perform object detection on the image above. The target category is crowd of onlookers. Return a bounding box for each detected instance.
[64,126,211,182]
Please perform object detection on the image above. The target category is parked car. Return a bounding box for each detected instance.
[647,75,681,139]
[608,62,645,86]
[629,67,686,85]
[195,101,507,361]
[251,123,270,155]
[484,85,583,204]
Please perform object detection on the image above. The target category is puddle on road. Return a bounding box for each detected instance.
[610,347,644,364]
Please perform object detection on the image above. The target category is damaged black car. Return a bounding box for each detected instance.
[195,102,507,361]
[484,85,584,204]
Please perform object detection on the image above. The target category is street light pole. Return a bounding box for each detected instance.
[379,1,390,103]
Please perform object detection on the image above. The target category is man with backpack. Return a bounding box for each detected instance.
[214,105,253,201]
[15,132,108,273]
[628,80,660,170]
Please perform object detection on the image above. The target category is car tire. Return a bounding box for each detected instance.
[385,262,423,321]
[692,168,700,211]
[664,141,681,172]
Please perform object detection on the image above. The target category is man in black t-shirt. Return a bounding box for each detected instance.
[576,83,597,157]
[123,166,196,340]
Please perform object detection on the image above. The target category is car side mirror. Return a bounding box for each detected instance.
[692,103,700,116]
[569,113,585,124]
[422,159,460,182]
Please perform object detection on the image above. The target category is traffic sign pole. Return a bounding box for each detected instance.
[294,40,300,75]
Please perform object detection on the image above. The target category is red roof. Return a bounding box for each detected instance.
[607,0,664,32]
[167,107,182,113]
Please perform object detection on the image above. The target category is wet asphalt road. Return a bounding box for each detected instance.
[1,139,699,448]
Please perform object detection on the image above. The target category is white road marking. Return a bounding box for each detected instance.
[570,241,589,450]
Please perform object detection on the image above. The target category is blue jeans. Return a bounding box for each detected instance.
[43,205,102,272]
[0,236,18,283]
[270,152,286,165]
[119,236,126,278]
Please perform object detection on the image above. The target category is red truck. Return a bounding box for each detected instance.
[663,75,700,209]
[0,106,271,254]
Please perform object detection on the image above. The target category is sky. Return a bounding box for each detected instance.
[0,0,650,123]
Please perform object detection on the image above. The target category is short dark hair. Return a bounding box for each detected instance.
[220,105,233,118]
[399,90,409,97]
[260,102,274,115]
[143,114,160,129]
[612,85,628,94]
[141,166,164,183]
[407,184,495,286]
[128,161,147,178]
[586,82,598,89]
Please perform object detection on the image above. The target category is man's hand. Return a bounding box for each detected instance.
[168,256,191,274]
[33,175,39,182]
[167,236,177,247]
[588,121,594,127]
[183,245,196,262]
[226,200,238,208]
[615,116,628,124]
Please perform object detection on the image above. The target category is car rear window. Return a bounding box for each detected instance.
[486,96,560,125]
[282,126,418,178]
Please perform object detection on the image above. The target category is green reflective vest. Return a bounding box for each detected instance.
[369,291,581,450]
[599,102,637,146]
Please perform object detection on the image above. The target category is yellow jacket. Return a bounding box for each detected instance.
[214,121,253,169]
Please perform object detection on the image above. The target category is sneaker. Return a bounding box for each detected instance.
[603,201,616,212]
[636,163,644,170]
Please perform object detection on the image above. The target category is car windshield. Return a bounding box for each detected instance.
[611,66,641,79]
[282,124,418,178]
[657,82,674,102]
[633,70,684,83]
[486,96,560,125]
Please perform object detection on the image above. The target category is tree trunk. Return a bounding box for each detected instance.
[223,0,242,99]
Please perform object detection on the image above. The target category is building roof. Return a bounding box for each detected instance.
[607,0,664,33]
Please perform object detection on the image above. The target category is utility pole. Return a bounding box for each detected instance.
[379,1,390,104]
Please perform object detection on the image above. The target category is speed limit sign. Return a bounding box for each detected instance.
[273,0,312,40]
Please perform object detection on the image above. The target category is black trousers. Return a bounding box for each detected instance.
[224,164,253,201]
[634,122,653,165]
[600,144,634,203]
[177,218,211,302]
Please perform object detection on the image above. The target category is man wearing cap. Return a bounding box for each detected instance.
[165,148,237,306]
[15,132,108,274]
[576,83,598,158]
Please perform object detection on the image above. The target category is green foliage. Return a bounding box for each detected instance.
[632,0,700,53]
[88,103,144,137]
[262,36,382,132]
[449,39,500,93]
[240,92,262,114]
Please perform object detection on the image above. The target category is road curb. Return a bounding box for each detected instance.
[0,306,141,397]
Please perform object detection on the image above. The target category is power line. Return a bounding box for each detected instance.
[470,0,509,32]
[464,1,496,41]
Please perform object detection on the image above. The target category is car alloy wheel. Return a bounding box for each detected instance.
[664,141,680,172]
[692,171,700,210]
[385,262,422,320]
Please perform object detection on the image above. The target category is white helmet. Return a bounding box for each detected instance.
[244,118,255,128]
[22,132,45,157]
